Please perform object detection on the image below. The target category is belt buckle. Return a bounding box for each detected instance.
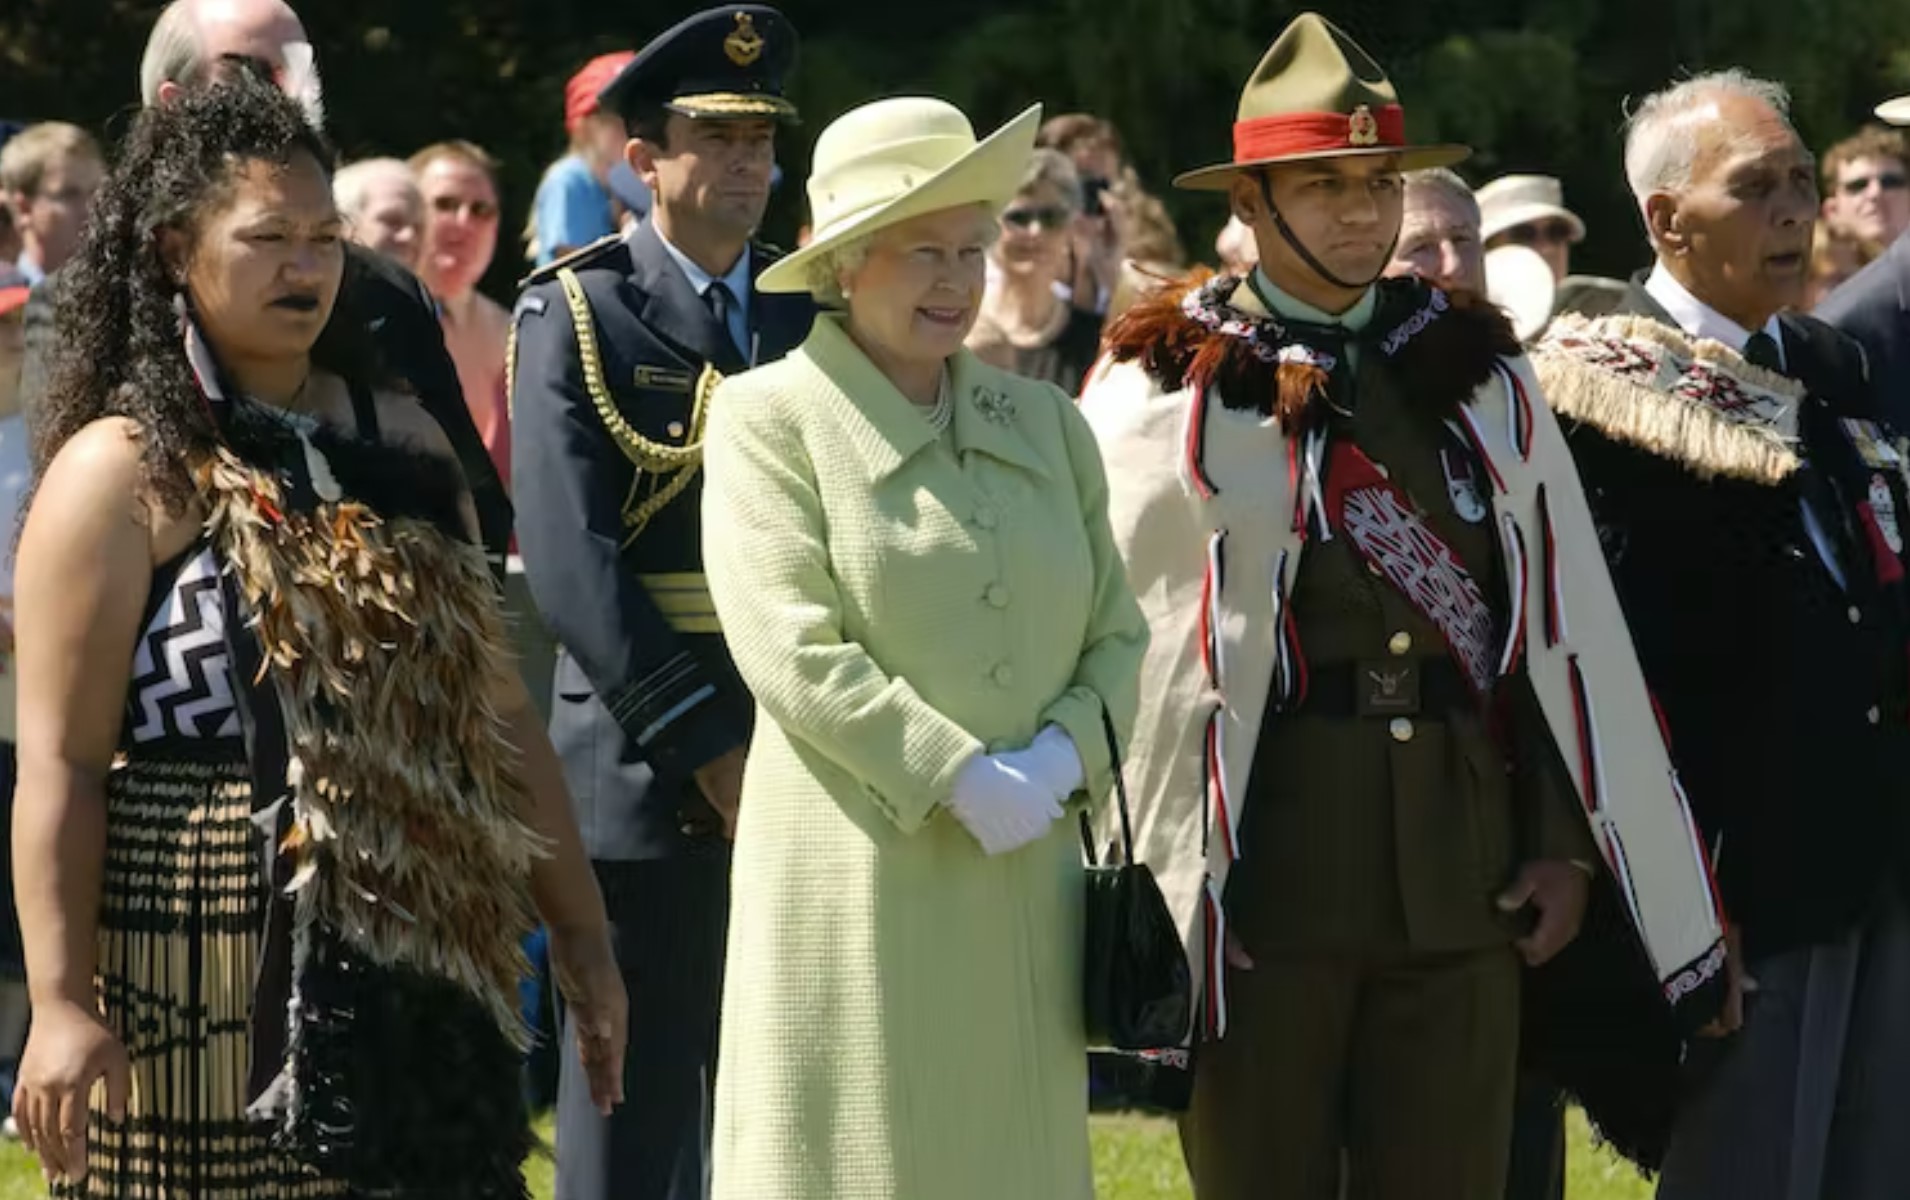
[1357,658,1421,716]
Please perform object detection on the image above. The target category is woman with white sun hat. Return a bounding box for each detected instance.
[700,95,1148,1200]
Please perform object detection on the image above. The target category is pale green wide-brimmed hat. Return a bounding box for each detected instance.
[758,97,1042,295]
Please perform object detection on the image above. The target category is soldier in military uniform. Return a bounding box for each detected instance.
[508,9,814,1199]
[1079,14,1728,1199]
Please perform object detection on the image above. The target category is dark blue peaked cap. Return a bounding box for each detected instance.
[598,6,799,124]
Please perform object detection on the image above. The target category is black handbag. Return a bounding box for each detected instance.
[1081,705,1193,1050]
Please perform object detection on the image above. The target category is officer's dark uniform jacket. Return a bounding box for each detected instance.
[511,220,815,860]
[1540,282,1910,965]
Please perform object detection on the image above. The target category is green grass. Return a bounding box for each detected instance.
[0,1109,1653,1198]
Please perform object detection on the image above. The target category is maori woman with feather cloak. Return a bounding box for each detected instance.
[8,72,626,1198]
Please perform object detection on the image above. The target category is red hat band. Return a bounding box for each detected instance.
[1232,103,1405,164]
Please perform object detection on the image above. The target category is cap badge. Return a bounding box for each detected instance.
[1348,105,1379,147]
[725,12,765,66]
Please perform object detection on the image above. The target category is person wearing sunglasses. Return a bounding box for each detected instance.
[411,139,512,486]
[966,147,1106,394]
[1819,103,1910,427]
[1818,124,1910,252]
[1478,174,1586,284]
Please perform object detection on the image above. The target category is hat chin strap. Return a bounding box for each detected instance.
[1257,172,1398,293]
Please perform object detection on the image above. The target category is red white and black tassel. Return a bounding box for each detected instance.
[1537,484,1567,648]
[1496,513,1528,679]
[1202,876,1229,1040]
[1184,382,1218,499]
[1201,531,1226,688]
[1204,707,1238,861]
[1496,360,1534,463]
[1455,404,1509,495]
[1566,654,1606,817]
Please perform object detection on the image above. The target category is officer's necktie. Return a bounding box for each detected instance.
[1743,330,1785,375]
[705,281,737,357]
[1745,327,1854,589]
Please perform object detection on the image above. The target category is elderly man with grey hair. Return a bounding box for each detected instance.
[1532,70,1910,1200]
[333,156,422,270]
[17,0,511,571]
[1384,167,1486,296]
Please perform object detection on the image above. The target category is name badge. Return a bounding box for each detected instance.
[634,366,695,392]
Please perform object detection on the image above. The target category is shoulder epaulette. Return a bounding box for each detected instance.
[517,232,624,291]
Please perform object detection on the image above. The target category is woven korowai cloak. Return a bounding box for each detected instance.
[1079,273,1729,1164]
[199,420,542,1199]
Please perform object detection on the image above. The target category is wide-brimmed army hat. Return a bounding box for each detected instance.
[1175,12,1469,191]
[758,97,1041,295]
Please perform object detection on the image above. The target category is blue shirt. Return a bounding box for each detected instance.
[656,230,754,364]
[532,155,617,267]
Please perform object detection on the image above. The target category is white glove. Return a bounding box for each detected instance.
[994,725,1085,801]
[947,754,1065,856]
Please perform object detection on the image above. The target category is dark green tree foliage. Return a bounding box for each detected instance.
[6,0,1910,294]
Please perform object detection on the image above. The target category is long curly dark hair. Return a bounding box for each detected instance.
[37,66,377,514]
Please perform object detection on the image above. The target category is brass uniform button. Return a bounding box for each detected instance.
[1389,717,1415,743]
[1387,631,1412,657]
[667,420,687,439]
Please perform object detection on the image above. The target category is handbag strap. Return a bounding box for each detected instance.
[1100,703,1136,866]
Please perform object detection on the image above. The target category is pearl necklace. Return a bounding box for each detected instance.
[924,367,954,434]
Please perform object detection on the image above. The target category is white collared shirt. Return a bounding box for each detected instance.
[655,228,752,362]
[1644,262,1848,588]
[1643,262,1786,371]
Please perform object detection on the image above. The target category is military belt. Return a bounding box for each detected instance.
[1302,657,1471,719]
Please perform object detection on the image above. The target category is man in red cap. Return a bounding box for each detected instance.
[530,51,641,267]
[1080,12,1729,1198]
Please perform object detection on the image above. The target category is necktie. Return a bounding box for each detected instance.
[705,281,737,355]
[1748,326,1852,587]
[1743,330,1785,375]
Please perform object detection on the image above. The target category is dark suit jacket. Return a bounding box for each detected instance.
[1519,282,1910,1168]
[1565,280,1910,962]
[1817,232,1910,429]
[18,245,513,571]
[510,223,815,861]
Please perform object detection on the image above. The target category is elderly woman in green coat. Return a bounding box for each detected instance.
[700,96,1148,1200]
